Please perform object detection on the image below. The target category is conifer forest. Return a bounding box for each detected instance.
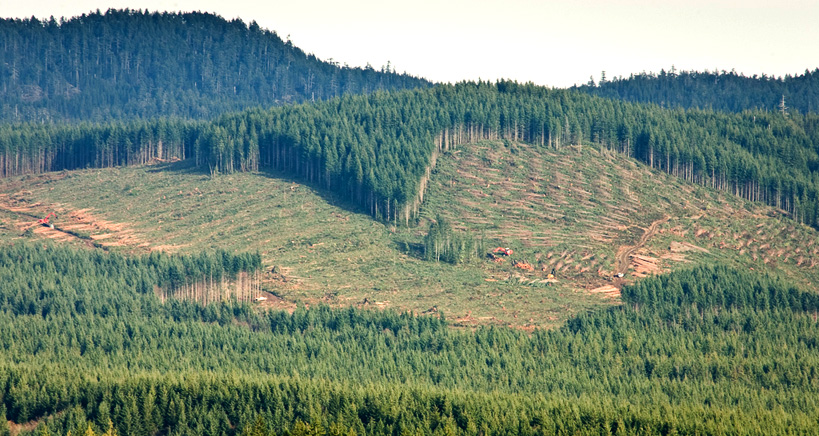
[1,9,818,436]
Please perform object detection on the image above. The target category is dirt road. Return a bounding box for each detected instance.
[614,216,668,278]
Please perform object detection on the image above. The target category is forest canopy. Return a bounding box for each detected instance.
[0,9,430,122]
[0,243,818,435]
[576,68,819,114]
[3,10,819,436]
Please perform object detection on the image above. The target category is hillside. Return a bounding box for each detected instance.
[421,139,819,289]
[1,240,818,435]
[3,139,819,329]
[4,10,819,435]
[576,68,819,113]
[4,82,819,234]
[0,9,430,122]
[3,89,819,436]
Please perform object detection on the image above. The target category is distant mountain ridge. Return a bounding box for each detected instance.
[576,68,819,114]
[0,9,431,122]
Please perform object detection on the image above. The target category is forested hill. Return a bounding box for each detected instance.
[576,68,819,114]
[0,9,430,122]
[6,81,819,230]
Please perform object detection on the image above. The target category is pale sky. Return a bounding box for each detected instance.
[2,0,818,88]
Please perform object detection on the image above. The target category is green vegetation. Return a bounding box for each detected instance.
[3,82,819,232]
[3,21,819,433]
[0,10,429,122]
[422,214,484,264]
[0,160,606,329]
[577,68,819,114]
[5,138,819,329]
[196,82,819,229]
[1,242,818,434]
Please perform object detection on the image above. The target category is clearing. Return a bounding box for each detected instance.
[2,141,819,327]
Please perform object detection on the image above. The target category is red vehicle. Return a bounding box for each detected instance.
[38,212,56,228]
[492,247,513,256]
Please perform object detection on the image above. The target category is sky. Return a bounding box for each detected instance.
[2,0,818,88]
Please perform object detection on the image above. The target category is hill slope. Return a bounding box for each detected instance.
[2,245,819,435]
[0,9,430,122]
[3,139,818,328]
[419,139,819,291]
[5,82,819,232]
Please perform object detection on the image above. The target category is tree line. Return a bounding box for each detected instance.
[0,243,262,319]
[576,67,819,114]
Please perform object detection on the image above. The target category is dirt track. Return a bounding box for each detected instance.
[614,216,668,278]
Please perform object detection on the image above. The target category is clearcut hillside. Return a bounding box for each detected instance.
[3,138,817,328]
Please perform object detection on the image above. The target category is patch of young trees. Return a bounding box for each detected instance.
[422,214,484,264]
[0,243,262,318]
